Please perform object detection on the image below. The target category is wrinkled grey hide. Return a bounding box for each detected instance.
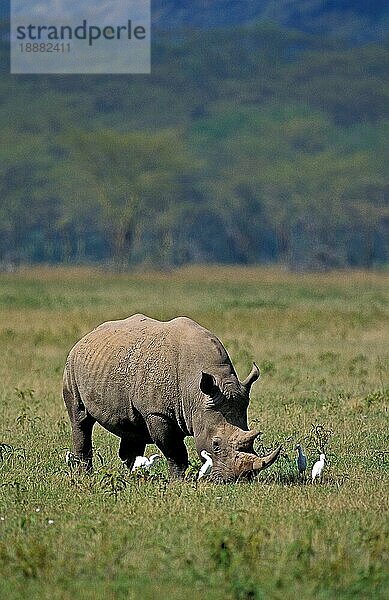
[63,314,281,482]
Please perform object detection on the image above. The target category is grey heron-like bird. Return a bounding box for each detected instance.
[198,450,213,480]
[295,444,307,477]
[312,453,325,482]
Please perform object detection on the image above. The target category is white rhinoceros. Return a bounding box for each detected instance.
[63,314,281,482]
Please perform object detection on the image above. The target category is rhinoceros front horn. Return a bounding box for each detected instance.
[252,446,282,471]
[242,362,260,392]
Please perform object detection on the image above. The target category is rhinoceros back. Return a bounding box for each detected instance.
[64,314,234,435]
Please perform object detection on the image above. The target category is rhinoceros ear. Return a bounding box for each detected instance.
[242,362,260,392]
[200,372,218,397]
[200,372,224,408]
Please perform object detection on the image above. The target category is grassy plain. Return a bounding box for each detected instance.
[0,266,388,599]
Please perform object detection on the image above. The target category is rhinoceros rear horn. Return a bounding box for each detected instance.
[233,429,261,451]
[252,446,282,471]
[242,362,260,392]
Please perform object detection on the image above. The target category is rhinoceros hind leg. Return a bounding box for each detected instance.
[119,436,146,470]
[146,415,188,479]
[63,387,95,471]
[72,415,95,471]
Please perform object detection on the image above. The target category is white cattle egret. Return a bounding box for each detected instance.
[65,451,78,467]
[198,450,213,480]
[295,444,307,476]
[131,454,160,472]
[311,453,325,482]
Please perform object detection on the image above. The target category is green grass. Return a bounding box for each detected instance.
[0,266,388,599]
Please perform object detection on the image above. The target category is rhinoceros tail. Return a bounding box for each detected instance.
[63,358,88,423]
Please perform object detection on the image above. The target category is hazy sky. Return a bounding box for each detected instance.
[12,1,149,21]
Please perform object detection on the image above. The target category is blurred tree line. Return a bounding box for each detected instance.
[0,23,388,269]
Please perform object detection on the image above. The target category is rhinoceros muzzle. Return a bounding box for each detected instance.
[234,445,282,480]
[209,429,282,483]
[233,429,282,473]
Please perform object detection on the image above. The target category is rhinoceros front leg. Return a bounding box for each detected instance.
[146,414,188,479]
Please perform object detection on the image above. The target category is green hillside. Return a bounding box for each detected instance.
[0,24,388,269]
[152,0,389,43]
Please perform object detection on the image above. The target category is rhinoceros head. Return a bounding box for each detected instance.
[195,363,281,483]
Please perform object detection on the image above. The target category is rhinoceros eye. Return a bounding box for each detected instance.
[212,438,222,454]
